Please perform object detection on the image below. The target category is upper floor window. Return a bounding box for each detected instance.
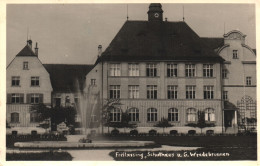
[185,64,195,77]
[246,77,252,86]
[146,63,157,77]
[128,63,139,76]
[11,76,20,86]
[129,85,139,99]
[168,108,179,122]
[110,64,121,76]
[11,93,24,104]
[233,50,238,59]
[31,94,40,104]
[203,64,213,77]
[223,91,228,100]
[110,108,121,122]
[222,69,228,79]
[110,85,120,99]
[167,86,177,99]
[128,108,139,122]
[186,86,196,99]
[31,77,39,86]
[167,64,177,77]
[204,86,214,99]
[147,85,157,99]
[91,79,96,85]
[11,112,19,123]
[23,61,29,70]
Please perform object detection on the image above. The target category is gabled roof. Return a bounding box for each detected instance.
[16,44,36,57]
[98,21,224,62]
[43,64,93,92]
[201,37,224,50]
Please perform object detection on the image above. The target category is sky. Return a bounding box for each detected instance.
[6,3,256,65]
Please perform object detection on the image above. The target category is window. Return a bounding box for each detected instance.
[204,86,214,99]
[203,64,213,77]
[11,76,20,86]
[129,85,139,99]
[11,113,19,123]
[31,77,39,86]
[168,108,179,122]
[128,108,139,122]
[185,64,195,77]
[223,91,228,100]
[233,50,238,59]
[91,114,98,122]
[167,64,177,77]
[110,64,121,76]
[55,98,61,107]
[204,108,215,122]
[91,79,96,85]
[23,61,28,70]
[147,108,157,122]
[110,85,120,99]
[30,112,39,122]
[11,94,23,104]
[65,96,70,107]
[147,85,157,99]
[246,77,252,86]
[187,108,196,122]
[128,63,139,76]
[222,69,228,79]
[146,63,157,77]
[110,108,121,122]
[31,94,40,104]
[74,97,79,106]
[186,86,196,99]
[167,86,177,99]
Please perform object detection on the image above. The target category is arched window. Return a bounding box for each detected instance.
[205,108,215,122]
[11,112,19,123]
[147,108,157,122]
[187,108,196,122]
[128,108,139,122]
[30,112,39,122]
[110,108,121,122]
[168,108,179,122]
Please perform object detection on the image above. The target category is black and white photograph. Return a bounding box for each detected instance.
[1,1,258,164]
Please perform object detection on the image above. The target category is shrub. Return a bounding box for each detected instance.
[111,129,119,136]
[206,130,214,135]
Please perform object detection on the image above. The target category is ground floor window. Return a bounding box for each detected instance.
[30,112,39,122]
[110,108,121,122]
[168,108,179,122]
[205,108,215,122]
[11,112,19,123]
[187,108,196,122]
[128,108,139,122]
[147,108,157,122]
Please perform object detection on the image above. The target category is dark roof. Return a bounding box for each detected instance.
[98,21,224,62]
[224,101,238,110]
[16,44,36,57]
[43,64,93,92]
[201,37,224,50]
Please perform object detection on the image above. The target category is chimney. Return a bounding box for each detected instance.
[35,42,39,57]
[98,45,102,57]
[27,39,32,48]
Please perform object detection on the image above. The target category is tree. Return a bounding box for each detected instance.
[154,118,173,133]
[186,111,215,134]
[31,103,52,132]
[102,99,122,134]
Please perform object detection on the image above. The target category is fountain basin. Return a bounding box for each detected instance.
[14,141,155,149]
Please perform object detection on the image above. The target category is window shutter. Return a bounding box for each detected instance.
[39,94,43,103]
[20,93,24,103]
[7,94,12,104]
[27,94,31,104]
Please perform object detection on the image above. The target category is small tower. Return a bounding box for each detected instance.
[147,3,163,22]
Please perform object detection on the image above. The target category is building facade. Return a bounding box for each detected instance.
[6,40,53,134]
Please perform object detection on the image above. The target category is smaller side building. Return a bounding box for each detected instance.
[6,40,53,134]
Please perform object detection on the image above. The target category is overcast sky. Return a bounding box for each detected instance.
[6,3,256,65]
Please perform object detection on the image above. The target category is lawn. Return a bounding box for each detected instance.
[6,151,73,161]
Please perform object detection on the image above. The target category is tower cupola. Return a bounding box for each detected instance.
[147,3,163,22]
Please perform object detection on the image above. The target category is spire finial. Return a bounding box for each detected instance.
[182,5,185,21]
[127,4,129,21]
